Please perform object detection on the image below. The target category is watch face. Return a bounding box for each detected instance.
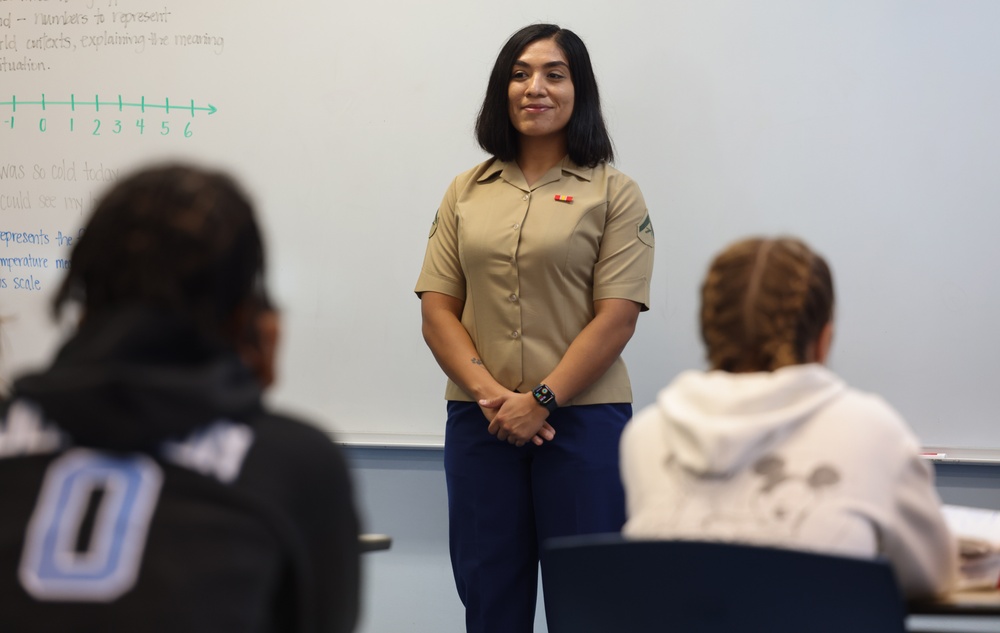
[533,385,555,406]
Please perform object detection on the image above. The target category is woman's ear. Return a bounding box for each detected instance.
[814,321,834,365]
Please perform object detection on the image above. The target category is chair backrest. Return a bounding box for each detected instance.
[543,534,907,633]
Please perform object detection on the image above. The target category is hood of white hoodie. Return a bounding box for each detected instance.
[657,364,846,476]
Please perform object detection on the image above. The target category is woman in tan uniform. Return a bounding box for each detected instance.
[415,24,654,633]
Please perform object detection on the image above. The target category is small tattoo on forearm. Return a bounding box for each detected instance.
[471,358,484,366]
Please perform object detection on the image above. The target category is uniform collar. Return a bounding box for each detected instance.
[560,158,594,182]
[478,156,595,190]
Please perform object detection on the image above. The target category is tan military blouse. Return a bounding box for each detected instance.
[416,156,654,405]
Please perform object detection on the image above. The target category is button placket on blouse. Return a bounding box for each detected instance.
[507,190,529,342]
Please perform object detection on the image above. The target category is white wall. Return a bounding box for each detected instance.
[3,1,1000,448]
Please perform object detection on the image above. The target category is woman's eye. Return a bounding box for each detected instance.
[511,70,528,79]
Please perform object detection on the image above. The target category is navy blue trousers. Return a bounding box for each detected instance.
[444,401,630,633]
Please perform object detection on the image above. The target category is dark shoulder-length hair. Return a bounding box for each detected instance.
[475,24,614,167]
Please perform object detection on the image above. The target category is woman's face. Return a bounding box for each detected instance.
[507,38,575,140]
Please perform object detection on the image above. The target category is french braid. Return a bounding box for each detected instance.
[700,237,834,372]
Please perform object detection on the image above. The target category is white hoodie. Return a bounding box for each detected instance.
[620,363,957,598]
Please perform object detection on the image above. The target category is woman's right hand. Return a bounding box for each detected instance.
[421,292,554,445]
[478,398,504,424]
[479,393,556,446]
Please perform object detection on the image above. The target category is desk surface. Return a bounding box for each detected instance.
[910,588,1000,616]
[359,533,393,553]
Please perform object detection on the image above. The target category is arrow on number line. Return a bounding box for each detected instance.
[0,95,218,116]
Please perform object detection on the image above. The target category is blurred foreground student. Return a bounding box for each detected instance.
[620,237,957,598]
[0,165,360,632]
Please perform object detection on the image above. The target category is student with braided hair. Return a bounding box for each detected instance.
[620,236,957,598]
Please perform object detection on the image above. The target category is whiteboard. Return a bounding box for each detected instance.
[2,0,998,449]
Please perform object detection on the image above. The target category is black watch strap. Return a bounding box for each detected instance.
[531,384,558,413]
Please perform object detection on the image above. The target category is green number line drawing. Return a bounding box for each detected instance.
[0,95,217,116]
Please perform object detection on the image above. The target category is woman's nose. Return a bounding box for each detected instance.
[526,73,546,96]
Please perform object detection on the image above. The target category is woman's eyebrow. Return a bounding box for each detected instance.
[512,59,570,69]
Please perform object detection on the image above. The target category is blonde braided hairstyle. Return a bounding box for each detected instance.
[700,237,834,373]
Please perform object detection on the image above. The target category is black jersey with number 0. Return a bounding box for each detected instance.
[0,309,361,633]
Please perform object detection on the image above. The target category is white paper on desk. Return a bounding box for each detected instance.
[942,504,1000,589]
[943,505,1000,552]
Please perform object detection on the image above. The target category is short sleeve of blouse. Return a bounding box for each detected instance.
[414,176,466,301]
[592,174,655,310]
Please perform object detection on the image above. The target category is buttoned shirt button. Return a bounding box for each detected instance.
[513,223,520,229]
[508,294,518,303]
[522,194,529,201]
[511,331,520,339]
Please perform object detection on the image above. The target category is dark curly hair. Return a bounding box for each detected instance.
[54,164,266,341]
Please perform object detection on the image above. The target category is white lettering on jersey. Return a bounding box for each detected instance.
[0,400,65,459]
[161,420,255,483]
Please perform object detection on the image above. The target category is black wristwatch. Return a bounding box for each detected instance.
[531,384,558,413]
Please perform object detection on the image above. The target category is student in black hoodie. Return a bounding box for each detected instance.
[0,164,361,633]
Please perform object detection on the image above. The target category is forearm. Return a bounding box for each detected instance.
[542,298,641,404]
[485,298,640,445]
[420,292,507,401]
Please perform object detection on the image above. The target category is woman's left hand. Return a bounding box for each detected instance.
[479,299,641,448]
[480,394,555,447]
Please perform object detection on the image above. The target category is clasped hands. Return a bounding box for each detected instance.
[479,392,556,447]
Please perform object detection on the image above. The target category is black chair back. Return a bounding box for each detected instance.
[543,534,907,633]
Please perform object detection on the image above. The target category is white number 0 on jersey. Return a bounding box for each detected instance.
[18,449,163,602]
